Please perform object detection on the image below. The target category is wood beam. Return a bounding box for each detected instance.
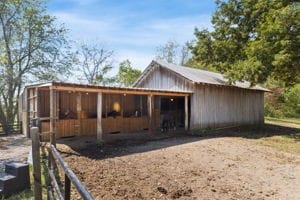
[51,85,191,97]
[147,95,153,133]
[76,92,82,135]
[50,88,56,146]
[184,95,189,131]
[97,92,103,140]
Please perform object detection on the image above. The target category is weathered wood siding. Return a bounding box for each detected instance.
[137,64,194,91]
[135,65,264,129]
[190,84,264,129]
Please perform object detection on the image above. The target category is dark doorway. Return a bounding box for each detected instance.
[160,97,185,130]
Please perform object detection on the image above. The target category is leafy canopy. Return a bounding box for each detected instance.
[0,0,71,133]
[190,0,300,87]
[116,60,141,87]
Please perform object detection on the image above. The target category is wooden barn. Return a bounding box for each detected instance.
[19,82,191,140]
[19,60,268,140]
[133,60,269,129]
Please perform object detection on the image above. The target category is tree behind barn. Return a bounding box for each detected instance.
[190,0,300,87]
[116,60,141,87]
[75,42,114,85]
[156,40,191,65]
[0,0,72,134]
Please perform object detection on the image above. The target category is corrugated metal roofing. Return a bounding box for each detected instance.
[134,60,269,92]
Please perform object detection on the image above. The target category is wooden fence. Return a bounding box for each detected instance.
[31,127,93,200]
[0,123,21,135]
[47,145,93,200]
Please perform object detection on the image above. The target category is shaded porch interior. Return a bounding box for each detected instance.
[22,84,191,141]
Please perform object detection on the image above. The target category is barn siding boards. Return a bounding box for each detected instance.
[189,84,264,129]
[134,62,265,130]
[137,64,194,92]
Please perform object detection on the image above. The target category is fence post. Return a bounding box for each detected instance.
[31,127,42,200]
[64,174,71,200]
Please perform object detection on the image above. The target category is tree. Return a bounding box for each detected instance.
[0,0,71,134]
[75,42,114,85]
[190,0,300,86]
[156,40,191,65]
[116,60,141,87]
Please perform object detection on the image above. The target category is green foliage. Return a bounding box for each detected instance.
[190,0,300,87]
[265,84,300,118]
[116,59,141,86]
[0,0,71,133]
[156,40,192,65]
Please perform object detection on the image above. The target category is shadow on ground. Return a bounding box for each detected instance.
[57,124,299,160]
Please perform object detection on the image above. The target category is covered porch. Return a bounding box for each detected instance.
[21,82,192,141]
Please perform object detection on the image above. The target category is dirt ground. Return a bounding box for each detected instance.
[58,125,300,200]
[0,134,31,172]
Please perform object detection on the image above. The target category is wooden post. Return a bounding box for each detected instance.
[97,92,103,140]
[140,96,143,116]
[184,95,189,131]
[50,88,56,146]
[31,127,42,200]
[76,92,82,135]
[64,174,71,200]
[35,88,39,118]
[147,94,153,133]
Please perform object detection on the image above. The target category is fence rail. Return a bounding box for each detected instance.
[47,144,93,200]
[0,123,21,135]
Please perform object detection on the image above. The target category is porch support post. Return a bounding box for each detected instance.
[50,87,57,146]
[184,95,189,131]
[97,92,103,140]
[147,94,153,133]
[76,92,82,135]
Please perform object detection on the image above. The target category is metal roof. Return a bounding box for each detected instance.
[134,60,269,92]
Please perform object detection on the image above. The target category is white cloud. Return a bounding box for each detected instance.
[51,11,212,72]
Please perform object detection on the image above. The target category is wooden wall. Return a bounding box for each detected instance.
[135,64,265,129]
[137,63,194,91]
[40,116,149,140]
[190,84,264,129]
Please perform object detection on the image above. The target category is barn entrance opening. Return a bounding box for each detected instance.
[159,97,185,132]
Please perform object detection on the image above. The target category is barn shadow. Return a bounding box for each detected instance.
[56,123,299,160]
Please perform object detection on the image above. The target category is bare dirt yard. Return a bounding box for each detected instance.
[58,124,300,200]
[0,134,31,172]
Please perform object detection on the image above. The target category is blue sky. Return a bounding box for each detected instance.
[47,0,216,73]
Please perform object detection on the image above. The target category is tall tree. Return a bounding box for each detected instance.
[116,60,141,86]
[0,0,71,134]
[156,40,191,65]
[190,0,300,86]
[75,42,114,85]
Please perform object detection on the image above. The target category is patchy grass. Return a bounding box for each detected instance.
[4,189,33,200]
[265,117,300,128]
[2,155,50,200]
[254,117,300,154]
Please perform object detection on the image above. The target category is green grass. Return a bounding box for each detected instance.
[256,117,300,154]
[265,117,300,128]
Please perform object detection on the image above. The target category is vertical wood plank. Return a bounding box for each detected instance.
[31,127,42,200]
[97,92,103,140]
[184,95,189,131]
